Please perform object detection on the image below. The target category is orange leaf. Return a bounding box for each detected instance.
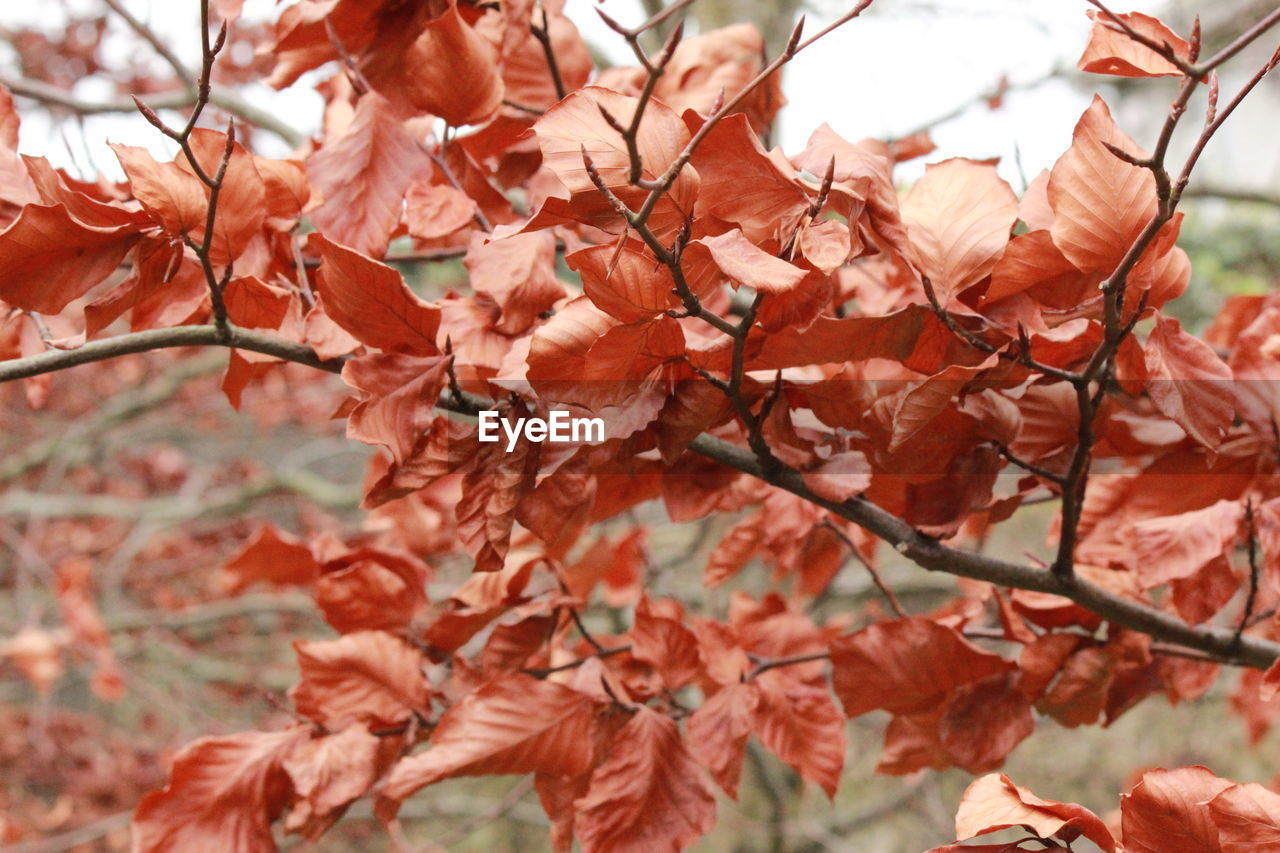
[282,723,385,841]
[630,595,702,690]
[800,451,872,503]
[573,706,717,853]
[380,675,598,802]
[465,231,566,336]
[568,238,680,322]
[830,617,1012,718]
[654,24,783,133]
[1079,10,1191,78]
[689,113,810,244]
[220,523,319,593]
[404,180,477,240]
[1143,312,1235,450]
[224,276,292,330]
[133,727,311,853]
[291,631,432,728]
[310,233,441,354]
[1125,499,1243,588]
[1047,96,1155,274]
[362,2,504,125]
[687,681,759,799]
[111,143,207,238]
[955,773,1117,852]
[902,158,1018,298]
[1121,766,1234,853]
[531,86,697,238]
[753,679,846,799]
[180,129,266,265]
[314,549,429,634]
[1210,782,1280,852]
[0,204,140,313]
[690,229,806,294]
[307,92,430,259]
[342,352,450,465]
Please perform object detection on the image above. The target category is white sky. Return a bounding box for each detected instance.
[3,0,1175,190]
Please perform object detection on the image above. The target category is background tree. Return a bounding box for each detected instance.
[0,1,1279,851]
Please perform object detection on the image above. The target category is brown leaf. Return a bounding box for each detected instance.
[133,727,311,853]
[1143,312,1235,450]
[1048,96,1154,274]
[291,631,431,728]
[1079,10,1191,78]
[380,675,598,802]
[573,706,717,853]
[902,158,1018,298]
[307,92,430,259]
[220,523,319,593]
[687,681,759,799]
[310,233,441,354]
[830,617,1012,718]
[0,204,140,313]
[954,773,1117,852]
[1121,766,1233,853]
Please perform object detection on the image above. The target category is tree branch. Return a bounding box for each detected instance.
[0,76,305,148]
[3,322,1280,670]
[0,326,344,384]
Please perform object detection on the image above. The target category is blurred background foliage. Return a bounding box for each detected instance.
[0,0,1278,851]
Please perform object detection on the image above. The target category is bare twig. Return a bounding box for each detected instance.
[521,645,631,679]
[997,446,1066,485]
[0,76,304,146]
[103,0,191,82]
[530,4,567,101]
[1236,499,1261,648]
[823,519,907,617]
[1198,6,1280,73]
[747,650,831,679]
[0,325,345,384]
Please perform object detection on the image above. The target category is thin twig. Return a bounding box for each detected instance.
[997,445,1066,485]
[0,76,304,146]
[748,650,831,679]
[530,5,567,101]
[823,519,907,617]
[1236,498,1261,648]
[521,645,631,678]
